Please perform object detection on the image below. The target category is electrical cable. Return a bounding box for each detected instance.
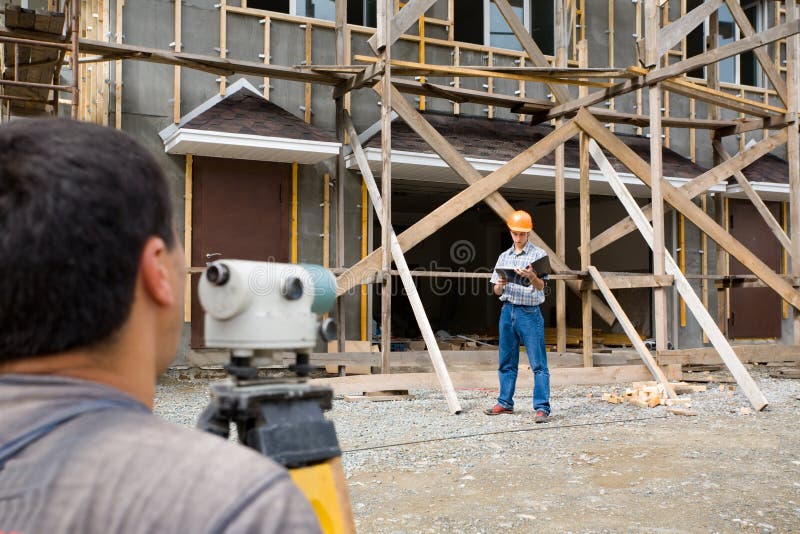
[341,414,669,454]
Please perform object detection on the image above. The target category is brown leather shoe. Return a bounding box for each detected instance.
[484,404,514,415]
[534,410,551,423]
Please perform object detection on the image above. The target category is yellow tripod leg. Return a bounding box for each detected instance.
[289,457,356,533]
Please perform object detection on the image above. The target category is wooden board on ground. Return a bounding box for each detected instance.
[769,367,800,379]
[657,345,800,365]
[310,364,677,395]
[311,350,639,372]
[344,390,414,402]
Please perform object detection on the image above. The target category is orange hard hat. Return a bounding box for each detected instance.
[507,210,533,232]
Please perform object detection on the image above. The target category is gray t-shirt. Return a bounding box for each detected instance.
[0,374,322,533]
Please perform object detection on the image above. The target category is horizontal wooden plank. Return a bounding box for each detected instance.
[308,350,638,370]
[310,364,668,395]
[656,345,800,365]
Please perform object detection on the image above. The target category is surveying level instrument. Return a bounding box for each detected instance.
[196,260,355,534]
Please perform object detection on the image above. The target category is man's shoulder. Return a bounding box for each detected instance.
[525,242,547,258]
[96,409,283,479]
[67,410,320,531]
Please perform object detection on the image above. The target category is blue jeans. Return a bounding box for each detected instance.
[497,303,550,414]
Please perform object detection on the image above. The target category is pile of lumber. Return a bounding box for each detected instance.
[600,380,705,414]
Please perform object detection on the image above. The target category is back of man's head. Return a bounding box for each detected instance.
[0,119,174,360]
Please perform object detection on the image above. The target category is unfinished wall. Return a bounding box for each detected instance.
[99,0,792,357]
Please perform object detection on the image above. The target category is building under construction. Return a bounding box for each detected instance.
[2,0,800,410]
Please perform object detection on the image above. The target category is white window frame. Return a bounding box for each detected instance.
[701,0,766,87]
[484,0,531,50]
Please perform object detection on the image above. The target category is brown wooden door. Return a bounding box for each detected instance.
[728,199,782,339]
[191,157,290,347]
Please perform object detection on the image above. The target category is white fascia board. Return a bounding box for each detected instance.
[163,128,341,156]
[347,147,723,194]
[726,181,790,199]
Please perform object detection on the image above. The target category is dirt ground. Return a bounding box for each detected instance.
[157,367,800,533]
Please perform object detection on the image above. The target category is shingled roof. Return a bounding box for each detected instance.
[159,79,339,164]
[363,111,704,179]
[737,152,788,185]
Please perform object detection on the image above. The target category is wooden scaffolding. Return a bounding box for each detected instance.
[2,0,800,412]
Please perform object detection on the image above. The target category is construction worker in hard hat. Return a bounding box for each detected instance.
[485,210,551,423]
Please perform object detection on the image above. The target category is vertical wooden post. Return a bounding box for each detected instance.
[787,0,800,343]
[335,0,348,351]
[173,0,182,123]
[701,193,709,343]
[379,0,393,373]
[555,0,567,353]
[418,13,425,111]
[645,0,668,351]
[452,46,460,115]
[361,182,369,341]
[219,0,227,96]
[263,16,271,99]
[184,154,193,323]
[714,194,729,333]
[708,7,728,335]
[291,162,299,264]
[115,0,123,129]
[304,23,312,123]
[578,39,591,367]
[70,0,80,119]
[323,172,331,268]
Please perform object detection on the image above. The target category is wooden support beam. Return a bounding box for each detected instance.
[555,0,568,352]
[587,136,768,411]
[343,111,462,414]
[576,109,800,312]
[662,78,785,118]
[336,117,581,297]
[588,266,677,399]
[364,82,617,326]
[713,139,791,252]
[334,0,347,351]
[657,344,800,366]
[493,0,571,105]
[311,365,675,395]
[589,130,788,254]
[535,19,800,124]
[114,0,123,129]
[183,154,192,323]
[788,0,800,344]
[12,34,347,85]
[645,0,668,352]
[367,0,437,53]
[580,127,592,367]
[378,0,392,375]
[351,55,613,87]
[722,0,788,106]
[656,0,723,60]
[173,0,181,123]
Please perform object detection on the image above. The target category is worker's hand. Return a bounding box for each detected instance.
[516,266,545,291]
[493,277,507,296]
[515,266,538,282]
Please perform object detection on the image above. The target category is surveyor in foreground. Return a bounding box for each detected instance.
[0,119,320,533]
[485,210,551,422]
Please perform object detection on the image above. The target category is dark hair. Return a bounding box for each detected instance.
[0,118,175,359]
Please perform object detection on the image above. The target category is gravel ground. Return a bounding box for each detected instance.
[155,366,800,533]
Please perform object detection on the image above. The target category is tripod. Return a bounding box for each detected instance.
[198,352,355,533]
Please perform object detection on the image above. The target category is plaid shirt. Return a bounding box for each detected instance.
[490,242,548,306]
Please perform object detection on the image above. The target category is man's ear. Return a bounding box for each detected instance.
[139,236,176,307]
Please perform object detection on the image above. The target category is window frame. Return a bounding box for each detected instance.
[694,0,766,87]
[484,0,531,52]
